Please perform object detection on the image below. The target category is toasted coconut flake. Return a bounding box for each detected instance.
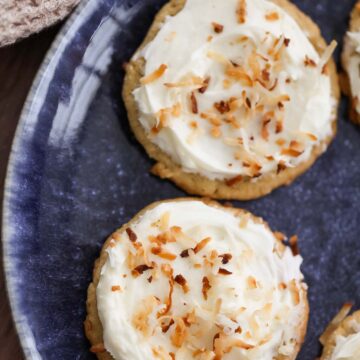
[281,148,304,157]
[200,112,222,126]
[171,318,188,348]
[207,51,230,65]
[180,249,190,258]
[218,268,232,275]
[161,263,174,278]
[132,264,154,276]
[161,318,175,333]
[211,126,222,138]
[152,346,173,360]
[261,111,274,140]
[319,303,353,345]
[202,276,212,300]
[141,64,167,84]
[236,0,247,24]
[133,296,159,337]
[289,279,300,305]
[164,76,203,88]
[174,274,190,293]
[279,282,287,290]
[214,333,254,358]
[190,92,199,114]
[214,100,231,114]
[304,55,317,67]
[306,133,318,141]
[111,285,122,292]
[158,279,174,318]
[199,77,211,94]
[152,247,177,261]
[265,11,279,21]
[212,22,224,33]
[277,161,287,174]
[90,343,106,353]
[276,138,286,146]
[247,276,258,289]
[126,227,137,242]
[225,175,243,187]
[219,253,232,265]
[226,65,253,87]
[194,237,212,254]
[289,235,299,256]
[274,231,286,242]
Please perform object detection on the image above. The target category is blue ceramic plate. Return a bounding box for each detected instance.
[2,0,360,359]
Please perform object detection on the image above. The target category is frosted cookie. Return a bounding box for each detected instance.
[85,199,309,360]
[342,1,360,125]
[123,0,339,200]
[320,304,360,360]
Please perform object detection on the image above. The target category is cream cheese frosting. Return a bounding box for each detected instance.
[132,0,336,181]
[96,200,307,360]
[343,31,360,114]
[331,331,360,360]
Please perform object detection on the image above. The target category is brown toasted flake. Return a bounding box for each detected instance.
[281,148,303,157]
[164,76,203,88]
[180,249,190,258]
[289,279,300,305]
[236,0,247,24]
[183,310,197,327]
[261,112,273,141]
[170,352,175,360]
[218,268,232,275]
[161,318,175,333]
[225,175,243,187]
[214,333,254,358]
[224,114,240,129]
[265,11,279,21]
[212,22,224,33]
[190,92,198,114]
[235,326,242,334]
[141,64,167,84]
[304,55,317,67]
[126,227,137,242]
[279,282,287,290]
[322,63,329,75]
[214,100,230,114]
[207,35,213,42]
[147,276,153,283]
[266,155,275,161]
[306,133,318,141]
[111,285,122,292]
[189,121,198,129]
[200,112,222,126]
[226,65,253,87]
[261,69,270,81]
[284,38,291,47]
[247,276,258,289]
[251,162,262,178]
[90,343,106,353]
[151,247,177,261]
[269,78,278,91]
[174,274,189,293]
[202,276,212,300]
[161,263,174,278]
[199,77,211,94]
[171,318,188,348]
[211,126,222,138]
[133,264,153,276]
[289,235,299,256]
[276,138,286,146]
[219,253,232,265]
[274,231,286,242]
[158,279,174,317]
[133,296,159,336]
[194,237,212,254]
[277,161,287,174]
[275,120,283,134]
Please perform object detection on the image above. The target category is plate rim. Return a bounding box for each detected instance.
[1,0,97,358]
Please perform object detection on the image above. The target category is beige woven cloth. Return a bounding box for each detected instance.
[0,0,80,47]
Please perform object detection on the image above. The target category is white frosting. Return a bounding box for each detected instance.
[96,200,307,360]
[331,332,360,360]
[132,0,335,180]
[344,32,360,114]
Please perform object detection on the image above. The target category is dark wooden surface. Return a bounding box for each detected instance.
[0,26,60,360]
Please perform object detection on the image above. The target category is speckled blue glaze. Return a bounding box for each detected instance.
[2,0,360,359]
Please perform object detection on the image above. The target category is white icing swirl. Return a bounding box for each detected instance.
[132,0,335,180]
[96,200,307,360]
[343,32,360,114]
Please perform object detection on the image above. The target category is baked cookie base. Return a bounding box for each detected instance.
[122,0,339,200]
[341,1,360,125]
[85,198,309,360]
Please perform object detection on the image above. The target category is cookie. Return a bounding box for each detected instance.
[341,1,360,125]
[320,304,360,359]
[123,0,339,200]
[85,198,309,360]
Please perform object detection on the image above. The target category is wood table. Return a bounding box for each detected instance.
[0,25,61,360]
